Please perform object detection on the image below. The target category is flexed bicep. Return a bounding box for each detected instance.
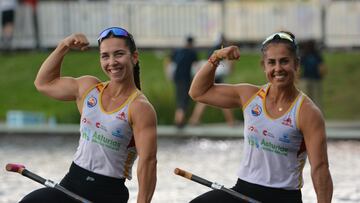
[34,33,94,101]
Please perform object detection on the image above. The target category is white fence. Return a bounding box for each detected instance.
[2,1,360,49]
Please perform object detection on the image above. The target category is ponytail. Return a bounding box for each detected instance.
[133,61,141,90]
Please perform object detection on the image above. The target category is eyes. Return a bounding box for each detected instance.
[100,50,129,60]
[265,58,291,66]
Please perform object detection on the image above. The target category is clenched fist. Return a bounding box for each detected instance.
[62,33,90,51]
[215,45,240,61]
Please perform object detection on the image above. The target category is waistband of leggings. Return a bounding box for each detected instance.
[68,162,125,185]
[236,178,302,195]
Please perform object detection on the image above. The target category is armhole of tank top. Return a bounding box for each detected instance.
[79,82,104,113]
[242,85,267,111]
[127,90,141,127]
[295,93,306,130]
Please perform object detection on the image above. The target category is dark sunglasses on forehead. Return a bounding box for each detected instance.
[97,27,131,44]
[262,32,295,45]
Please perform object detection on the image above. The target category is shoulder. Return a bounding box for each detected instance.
[130,93,157,122]
[237,83,261,99]
[298,96,325,132]
[77,75,101,94]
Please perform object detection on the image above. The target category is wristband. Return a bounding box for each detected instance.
[207,50,223,67]
[208,57,220,67]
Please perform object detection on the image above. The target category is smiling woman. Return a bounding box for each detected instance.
[20,27,158,203]
[188,31,333,202]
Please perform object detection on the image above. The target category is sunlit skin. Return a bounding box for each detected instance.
[261,43,299,89]
[189,41,333,202]
[99,37,138,85]
[260,43,300,117]
[34,32,157,203]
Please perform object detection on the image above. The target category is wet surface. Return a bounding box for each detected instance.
[0,135,359,203]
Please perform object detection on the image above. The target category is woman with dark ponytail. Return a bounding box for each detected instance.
[22,27,157,203]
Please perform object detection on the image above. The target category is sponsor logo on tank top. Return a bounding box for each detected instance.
[116,111,127,121]
[92,131,121,151]
[112,128,123,138]
[81,126,121,151]
[87,96,97,108]
[95,122,107,132]
[251,104,262,116]
[261,139,288,156]
[248,125,259,133]
[82,117,92,125]
[262,130,275,138]
[282,117,293,127]
[248,135,260,148]
[81,126,92,141]
[247,135,289,156]
[279,133,291,143]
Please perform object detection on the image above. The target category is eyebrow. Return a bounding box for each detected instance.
[100,49,128,55]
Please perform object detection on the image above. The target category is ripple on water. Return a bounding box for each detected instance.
[0,135,359,203]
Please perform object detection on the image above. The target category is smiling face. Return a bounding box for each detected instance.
[261,43,299,88]
[99,37,138,83]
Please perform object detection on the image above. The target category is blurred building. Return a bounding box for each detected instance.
[1,0,359,50]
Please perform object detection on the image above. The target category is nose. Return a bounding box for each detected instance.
[274,61,283,71]
[108,55,118,66]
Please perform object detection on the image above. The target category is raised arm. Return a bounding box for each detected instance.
[299,99,333,203]
[131,95,157,203]
[189,45,258,109]
[34,33,99,102]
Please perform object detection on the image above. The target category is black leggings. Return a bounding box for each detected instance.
[190,178,302,203]
[19,163,129,203]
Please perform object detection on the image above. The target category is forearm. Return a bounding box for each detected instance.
[137,157,157,203]
[34,42,70,89]
[312,164,333,203]
[189,53,219,99]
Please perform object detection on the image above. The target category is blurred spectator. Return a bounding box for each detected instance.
[165,36,198,128]
[299,39,327,109]
[189,34,235,126]
[1,0,18,52]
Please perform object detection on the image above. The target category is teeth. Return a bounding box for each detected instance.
[110,69,120,73]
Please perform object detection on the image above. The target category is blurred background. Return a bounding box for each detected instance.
[1,0,360,125]
[1,0,360,203]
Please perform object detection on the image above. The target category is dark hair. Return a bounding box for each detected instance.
[261,30,299,58]
[186,36,194,44]
[99,31,141,90]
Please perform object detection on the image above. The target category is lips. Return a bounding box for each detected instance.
[273,72,286,80]
[110,69,120,74]
[108,67,123,74]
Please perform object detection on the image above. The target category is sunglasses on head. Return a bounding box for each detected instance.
[262,32,295,45]
[97,27,130,44]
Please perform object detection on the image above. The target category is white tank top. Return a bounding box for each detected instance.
[238,84,307,190]
[74,83,139,180]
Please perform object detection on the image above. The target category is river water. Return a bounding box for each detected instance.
[0,134,359,203]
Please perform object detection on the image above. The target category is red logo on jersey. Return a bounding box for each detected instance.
[95,122,107,132]
[262,130,274,138]
[82,118,92,125]
[248,126,258,133]
[116,112,126,121]
[282,117,293,127]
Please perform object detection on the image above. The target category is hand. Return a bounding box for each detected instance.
[216,45,240,61]
[62,33,90,51]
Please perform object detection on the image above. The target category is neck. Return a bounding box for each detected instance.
[266,84,298,112]
[106,81,137,98]
[267,84,298,103]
